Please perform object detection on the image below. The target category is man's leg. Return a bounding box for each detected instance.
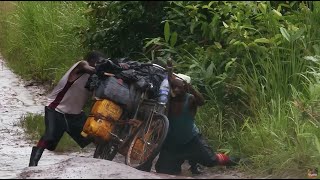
[155,146,183,175]
[29,146,44,167]
[187,134,239,167]
[29,107,65,166]
[66,112,93,148]
[188,160,203,175]
[137,159,153,172]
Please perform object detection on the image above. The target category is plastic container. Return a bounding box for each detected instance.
[81,117,113,141]
[158,75,170,105]
[81,99,123,141]
[90,99,123,120]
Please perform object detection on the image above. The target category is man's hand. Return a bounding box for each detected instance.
[183,80,189,89]
[167,58,173,68]
[167,58,173,81]
[119,63,130,69]
[104,72,115,77]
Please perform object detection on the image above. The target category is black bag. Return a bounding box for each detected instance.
[95,77,130,106]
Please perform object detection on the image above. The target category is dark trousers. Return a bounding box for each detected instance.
[155,134,219,175]
[37,106,92,151]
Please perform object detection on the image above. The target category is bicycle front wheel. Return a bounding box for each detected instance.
[93,141,118,161]
[125,113,169,169]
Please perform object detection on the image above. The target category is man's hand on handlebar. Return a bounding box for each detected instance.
[119,63,130,70]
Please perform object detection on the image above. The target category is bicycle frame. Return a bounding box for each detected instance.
[112,86,164,154]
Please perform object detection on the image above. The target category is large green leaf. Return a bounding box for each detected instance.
[222,21,229,28]
[143,37,161,49]
[202,1,215,9]
[214,42,222,49]
[291,28,305,42]
[303,56,320,63]
[272,9,282,17]
[205,62,215,78]
[225,58,237,72]
[170,32,178,47]
[190,20,199,34]
[164,21,171,43]
[258,3,267,14]
[280,27,291,42]
[254,38,271,44]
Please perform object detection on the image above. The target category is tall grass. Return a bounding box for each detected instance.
[223,3,320,178]
[0,1,88,85]
[0,2,15,49]
[233,96,320,178]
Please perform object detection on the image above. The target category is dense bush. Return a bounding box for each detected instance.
[78,1,167,59]
[143,1,319,118]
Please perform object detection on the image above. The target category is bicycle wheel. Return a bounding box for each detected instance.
[125,113,169,168]
[93,141,118,161]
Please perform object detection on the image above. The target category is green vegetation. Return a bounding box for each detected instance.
[79,1,166,58]
[1,1,320,178]
[19,113,80,152]
[0,1,88,85]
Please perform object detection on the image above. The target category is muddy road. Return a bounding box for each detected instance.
[0,57,248,179]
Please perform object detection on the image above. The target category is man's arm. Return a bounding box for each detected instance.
[76,60,130,76]
[77,60,96,75]
[186,84,205,117]
[167,58,173,79]
[185,83,205,106]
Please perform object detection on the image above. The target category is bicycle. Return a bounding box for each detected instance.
[82,63,170,169]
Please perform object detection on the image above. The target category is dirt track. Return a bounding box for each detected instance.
[0,57,248,179]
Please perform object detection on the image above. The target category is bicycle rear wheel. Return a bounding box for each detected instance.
[125,113,169,168]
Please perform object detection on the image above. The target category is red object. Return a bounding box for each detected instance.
[215,153,230,165]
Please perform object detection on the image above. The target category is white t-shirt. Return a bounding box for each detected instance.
[47,61,91,114]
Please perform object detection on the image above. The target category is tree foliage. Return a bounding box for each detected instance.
[78,1,167,58]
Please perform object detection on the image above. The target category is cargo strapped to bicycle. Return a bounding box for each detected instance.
[95,76,130,106]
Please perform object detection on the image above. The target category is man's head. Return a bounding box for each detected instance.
[84,51,105,67]
[170,76,187,97]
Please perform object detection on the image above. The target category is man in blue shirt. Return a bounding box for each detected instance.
[154,75,239,175]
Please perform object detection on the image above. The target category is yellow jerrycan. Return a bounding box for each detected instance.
[81,99,123,141]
